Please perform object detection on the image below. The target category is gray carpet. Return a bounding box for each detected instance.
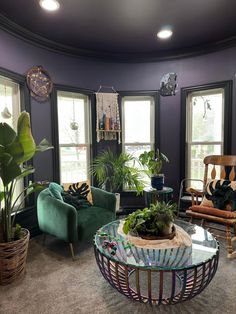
[0,234,235,314]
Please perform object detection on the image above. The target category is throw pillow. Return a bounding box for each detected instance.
[63,180,93,204]
[62,181,92,210]
[201,179,236,210]
[49,182,64,201]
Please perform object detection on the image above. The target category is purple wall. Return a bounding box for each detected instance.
[0,29,235,194]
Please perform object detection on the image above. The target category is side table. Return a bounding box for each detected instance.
[144,186,173,207]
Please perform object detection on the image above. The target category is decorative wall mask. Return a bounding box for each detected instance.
[160,73,177,96]
[26,66,53,102]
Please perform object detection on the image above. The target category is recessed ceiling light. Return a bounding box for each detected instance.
[157,29,173,39]
[39,0,60,11]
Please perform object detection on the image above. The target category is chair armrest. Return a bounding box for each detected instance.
[90,186,116,213]
[187,188,204,206]
[37,190,78,243]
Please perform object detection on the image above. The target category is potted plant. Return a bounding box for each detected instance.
[91,149,144,210]
[0,111,52,285]
[123,202,176,240]
[139,149,169,190]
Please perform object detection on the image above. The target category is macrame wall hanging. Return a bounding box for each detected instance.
[96,86,121,143]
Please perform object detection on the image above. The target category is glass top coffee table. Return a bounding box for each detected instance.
[94,219,219,305]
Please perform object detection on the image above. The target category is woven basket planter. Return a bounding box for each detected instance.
[0,229,30,285]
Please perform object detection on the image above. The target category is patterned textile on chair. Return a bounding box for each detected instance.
[201,179,236,211]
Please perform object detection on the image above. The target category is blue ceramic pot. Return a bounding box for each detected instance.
[151,175,164,190]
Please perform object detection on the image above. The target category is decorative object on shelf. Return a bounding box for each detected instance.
[95,85,121,143]
[139,148,169,190]
[26,66,53,102]
[122,202,176,240]
[1,83,12,119]
[0,111,52,285]
[160,72,177,96]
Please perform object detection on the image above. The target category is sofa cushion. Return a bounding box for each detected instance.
[63,180,93,204]
[77,206,115,241]
[49,182,64,201]
[190,205,236,218]
[201,179,236,210]
[62,192,91,210]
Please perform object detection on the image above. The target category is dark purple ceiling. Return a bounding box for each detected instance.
[0,0,236,61]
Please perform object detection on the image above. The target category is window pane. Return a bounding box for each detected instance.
[58,94,88,145]
[191,91,223,142]
[190,144,222,181]
[123,99,153,143]
[60,146,88,183]
[0,77,23,209]
[186,88,224,183]
[124,145,151,187]
[57,91,91,184]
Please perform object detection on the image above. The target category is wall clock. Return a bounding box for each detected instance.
[160,72,177,96]
[26,66,53,102]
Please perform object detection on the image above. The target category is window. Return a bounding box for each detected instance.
[0,75,23,208]
[122,95,155,186]
[57,91,91,184]
[186,88,225,184]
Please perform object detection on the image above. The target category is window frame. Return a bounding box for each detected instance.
[51,84,95,183]
[0,66,32,208]
[180,81,232,182]
[118,91,160,192]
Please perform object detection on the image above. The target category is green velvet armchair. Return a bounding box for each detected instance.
[37,186,116,259]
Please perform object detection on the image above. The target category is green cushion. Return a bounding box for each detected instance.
[77,206,115,241]
[49,182,64,201]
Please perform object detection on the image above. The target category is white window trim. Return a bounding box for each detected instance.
[186,88,224,179]
[57,91,91,184]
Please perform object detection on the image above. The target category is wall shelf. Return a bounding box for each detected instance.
[97,129,121,132]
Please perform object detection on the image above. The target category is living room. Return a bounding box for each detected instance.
[0,1,236,313]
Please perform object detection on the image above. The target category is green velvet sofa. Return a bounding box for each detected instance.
[37,186,116,259]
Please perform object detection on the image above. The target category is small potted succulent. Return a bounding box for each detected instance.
[123,202,176,240]
[139,149,169,190]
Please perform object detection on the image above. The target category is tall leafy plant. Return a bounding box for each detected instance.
[139,149,169,177]
[0,111,52,242]
[91,149,144,194]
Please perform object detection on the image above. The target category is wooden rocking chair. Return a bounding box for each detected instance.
[186,155,236,258]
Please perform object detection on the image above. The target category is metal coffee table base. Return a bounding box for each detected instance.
[94,247,219,305]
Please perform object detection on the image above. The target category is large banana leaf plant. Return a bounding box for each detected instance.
[0,111,52,243]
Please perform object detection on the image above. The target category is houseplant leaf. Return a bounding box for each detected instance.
[0,123,16,147]
[16,111,36,163]
[0,153,21,186]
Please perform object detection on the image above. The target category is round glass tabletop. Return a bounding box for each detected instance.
[94,219,219,270]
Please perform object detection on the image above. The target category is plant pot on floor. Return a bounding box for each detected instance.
[0,229,30,285]
[151,174,164,190]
